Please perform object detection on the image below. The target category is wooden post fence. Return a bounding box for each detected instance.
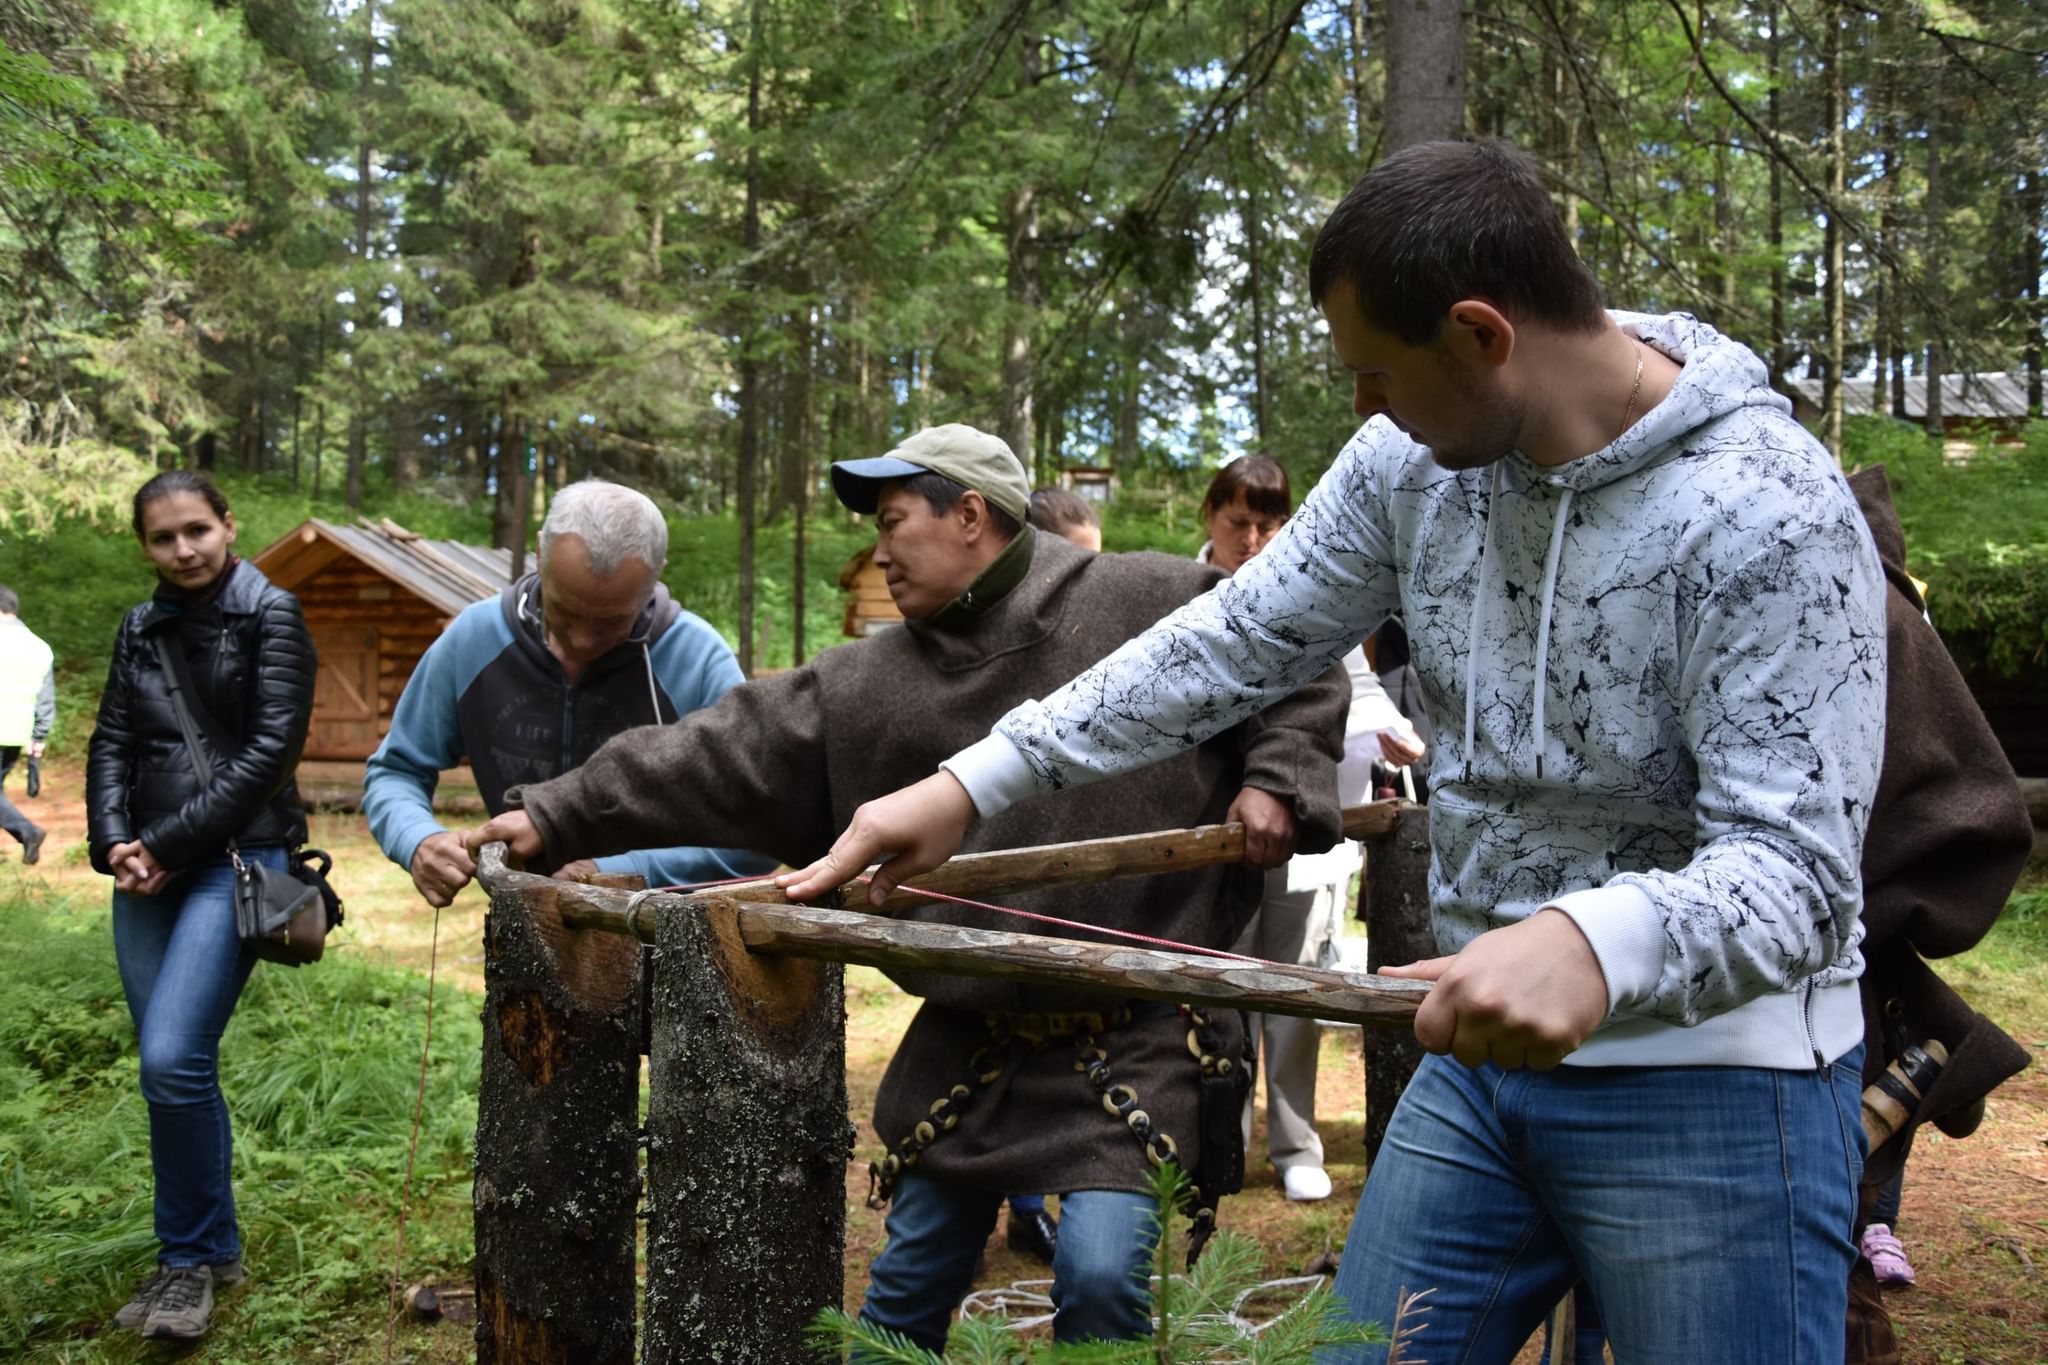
[472,802,1431,1362]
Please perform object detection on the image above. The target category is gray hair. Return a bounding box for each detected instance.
[539,480,669,577]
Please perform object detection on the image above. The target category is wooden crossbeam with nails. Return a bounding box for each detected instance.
[474,800,1426,1031]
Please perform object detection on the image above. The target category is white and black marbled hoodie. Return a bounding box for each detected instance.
[948,312,1888,1070]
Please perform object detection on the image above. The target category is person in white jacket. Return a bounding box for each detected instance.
[1196,455,1423,1203]
[784,139,1885,1363]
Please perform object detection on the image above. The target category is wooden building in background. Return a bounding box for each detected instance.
[837,544,903,637]
[253,518,513,760]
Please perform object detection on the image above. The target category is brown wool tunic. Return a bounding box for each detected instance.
[514,531,1348,1197]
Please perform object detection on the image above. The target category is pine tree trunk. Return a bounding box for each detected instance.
[1383,0,1465,152]
[346,0,376,511]
[1246,163,1268,444]
[1923,61,1945,440]
[999,35,1040,465]
[735,0,764,676]
[1823,0,1846,459]
[2023,172,2043,417]
[1347,0,1371,157]
[791,304,812,666]
[1767,2,1788,387]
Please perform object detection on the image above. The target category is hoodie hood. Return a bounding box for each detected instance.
[1466,311,1802,782]
[1514,310,1790,495]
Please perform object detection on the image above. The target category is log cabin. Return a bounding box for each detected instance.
[252,518,513,761]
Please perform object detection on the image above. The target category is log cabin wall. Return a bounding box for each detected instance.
[293,557,453,759]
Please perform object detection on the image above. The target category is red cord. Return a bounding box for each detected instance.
[650,870,1267,964]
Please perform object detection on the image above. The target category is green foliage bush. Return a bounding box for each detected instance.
[1843,417,2048,678]
[0,889,480,1357]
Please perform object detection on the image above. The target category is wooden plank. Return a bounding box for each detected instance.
[731,903,1427,1029]
[472,857,1429,1032]
[696,801,1403,914]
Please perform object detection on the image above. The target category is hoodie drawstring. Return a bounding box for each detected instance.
[642,643,662,724]
[1461,464,1502,784]
[1461,465,1573,785]
[1530,487,1573,781]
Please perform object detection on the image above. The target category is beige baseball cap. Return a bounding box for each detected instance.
[830,423,1030,523]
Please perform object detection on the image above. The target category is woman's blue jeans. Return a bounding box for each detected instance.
[1320,1048,1865,1364]
[860,1172,1159,1351]
[112,848,281,1269]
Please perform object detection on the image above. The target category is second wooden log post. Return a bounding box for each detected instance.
[644,893,852,1362]
[1360,802,1433,1168]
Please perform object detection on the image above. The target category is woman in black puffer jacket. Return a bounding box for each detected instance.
[87,471,315,1343]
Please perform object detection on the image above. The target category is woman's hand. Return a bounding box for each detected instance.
[110,840,172,896]
[1376,726,1426,766]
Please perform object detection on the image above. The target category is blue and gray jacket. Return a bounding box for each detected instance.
[364,574,772,888]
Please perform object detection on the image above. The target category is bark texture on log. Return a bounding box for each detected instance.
[643,896,851,1362]
[739,903,1426,1029]
[708,801,1402,913]
[1361,803,1433,1169]
[475,884,643,1365]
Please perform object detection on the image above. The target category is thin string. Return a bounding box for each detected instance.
[385,901,442,1362]
[650,869,1268,964]
[852,876,1264,963]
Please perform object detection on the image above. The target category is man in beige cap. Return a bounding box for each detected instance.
[467,423,1349,1352]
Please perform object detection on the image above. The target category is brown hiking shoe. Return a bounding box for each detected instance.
[112,1266,174,1332]
[140,1266,215,1340]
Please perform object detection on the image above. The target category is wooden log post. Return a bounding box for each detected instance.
[1360,802,1433,1169]
[643,893,851,1362]
[475,865,645,1365]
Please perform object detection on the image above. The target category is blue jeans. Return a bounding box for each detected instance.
[860,1173,1159,1350]
[113,849,281,1268]
[1321,1049,1865,1364]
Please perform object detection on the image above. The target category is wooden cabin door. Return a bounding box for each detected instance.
[308,624,381,758]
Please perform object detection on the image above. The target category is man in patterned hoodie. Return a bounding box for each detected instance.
[785,139,1888,1362]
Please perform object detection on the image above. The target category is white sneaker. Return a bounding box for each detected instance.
[1281,1165,1333,1202]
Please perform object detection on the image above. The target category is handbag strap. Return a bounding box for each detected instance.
[149,632,242,863]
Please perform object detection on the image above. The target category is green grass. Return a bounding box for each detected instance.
[0,885,480,1361]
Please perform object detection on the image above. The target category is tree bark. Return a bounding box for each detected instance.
[1347,0,1371,157]
[643,897,847,1362]
[1383,0,1465,152]
[474,884,643,1365]
[346,0,377,511]
[1361,803,1433,1168]
[999,34,1040,466]
[1923,60,1945,440]
[1823,0,1846,459]
[791,303,812,666]
[2023,171,2043,417]
[735,0,765,676]
[1767,1,1788,388]
[1245,162,1268,444]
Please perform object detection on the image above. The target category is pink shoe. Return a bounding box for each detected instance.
[1861,1223,1916,1287]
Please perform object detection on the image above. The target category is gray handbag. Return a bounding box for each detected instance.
[150,634,340,965]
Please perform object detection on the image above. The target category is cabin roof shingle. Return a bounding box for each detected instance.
[253,517,514,616]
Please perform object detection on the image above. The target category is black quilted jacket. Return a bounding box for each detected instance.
[87,561,316,874]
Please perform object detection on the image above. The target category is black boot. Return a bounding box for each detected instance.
[1005,1206,1058,1265]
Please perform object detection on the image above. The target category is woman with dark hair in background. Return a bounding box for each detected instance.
[87,471,316,1341]
[1027,486,1103,552]
[1200,455,1424,1201]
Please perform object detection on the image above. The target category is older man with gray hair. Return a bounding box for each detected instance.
[365,479,770,905]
